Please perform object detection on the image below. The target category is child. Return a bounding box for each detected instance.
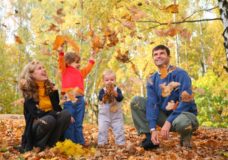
[98,69,125,146]
[58,45,95,145]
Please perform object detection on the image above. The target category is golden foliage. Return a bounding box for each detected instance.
[54,139,95,158]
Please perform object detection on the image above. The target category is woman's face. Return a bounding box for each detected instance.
[32,63,48,81]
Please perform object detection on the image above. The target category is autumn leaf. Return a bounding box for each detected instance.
[130,61,140,77]
[166,27,179,37]
[77,30,87,41]
[64,36,80,53]
[181,91,194,102]
[53,35,65,50]
[47,23,59,32]
[56,8,65,16]
[162,4,179,13]
[122,20,136,30]
[116,49,130,63]
[14,35,23,44]
[53,15,65,24]
[160,67,168,78]
[92,35,104,53]
[53,35,80,53]
[128,6,147,21]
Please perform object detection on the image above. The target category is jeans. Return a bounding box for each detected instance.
[63,96,85,145]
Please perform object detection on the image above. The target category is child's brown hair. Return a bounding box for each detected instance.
[64,52,80,65]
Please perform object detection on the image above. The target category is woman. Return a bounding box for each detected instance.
[19,60,71,152]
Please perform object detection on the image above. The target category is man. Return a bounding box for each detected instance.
[131,44,198,150]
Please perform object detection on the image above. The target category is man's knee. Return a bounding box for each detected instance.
[173,113,198,133]
[130,96,146,110]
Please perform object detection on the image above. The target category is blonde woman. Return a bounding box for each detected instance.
[19,60,71,152]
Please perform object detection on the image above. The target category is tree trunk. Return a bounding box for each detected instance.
[218,0,228,72]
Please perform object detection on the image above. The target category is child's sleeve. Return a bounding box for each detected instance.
[81,59,95,79]
[115,87,124,102]
[58,51,66,73]
[98,88,105,101]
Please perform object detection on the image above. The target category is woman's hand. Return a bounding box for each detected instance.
[38,119,47,125]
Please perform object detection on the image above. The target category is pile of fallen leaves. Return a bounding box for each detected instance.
[0,115,227,160]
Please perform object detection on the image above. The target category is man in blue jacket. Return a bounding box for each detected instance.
[131,44,198,150]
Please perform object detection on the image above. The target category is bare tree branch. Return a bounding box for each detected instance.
[182,6,219,21]
[138,18,222,31]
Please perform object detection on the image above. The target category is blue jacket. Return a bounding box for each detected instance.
[98,86,124,102]
[146,66,197,129]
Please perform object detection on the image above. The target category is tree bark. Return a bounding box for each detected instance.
[218,0,228,72]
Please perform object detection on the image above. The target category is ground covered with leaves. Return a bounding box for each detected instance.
[0,115,227,160]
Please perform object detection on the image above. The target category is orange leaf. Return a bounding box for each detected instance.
[65,36,80,53]
[181,91,194,102]
[166,27,178,37]
[163,4,179,13]
[47,23,59,32]
[14,35,23,44]
[53,35,65,50]
[56,8,65,16]
[53,35,80,53]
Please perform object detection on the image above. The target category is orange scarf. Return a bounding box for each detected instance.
[36,81,53,112]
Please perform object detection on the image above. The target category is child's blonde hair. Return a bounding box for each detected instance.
[64,52,80,65]
[102,69,116,79]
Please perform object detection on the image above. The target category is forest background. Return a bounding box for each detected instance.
[0,0,227,128]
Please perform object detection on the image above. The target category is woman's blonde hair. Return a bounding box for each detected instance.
[19,60,54,101]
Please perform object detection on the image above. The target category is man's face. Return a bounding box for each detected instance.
[152,49,170,68]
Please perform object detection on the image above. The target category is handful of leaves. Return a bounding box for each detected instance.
[103,84,116,104]
[102,84,118,112]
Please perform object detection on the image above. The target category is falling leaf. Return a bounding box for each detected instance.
[53,15,65,24]
[77,30,87,41]
[162,4,179,13]
[88,25,94,37]
[181,91,194,102]
[116,49,130,63]
[160,67,168,78]
[47,23,59,32]
[53,35,65,50]
[56,8,64,16]
[14,35,23,44]
[92,35,104,53]
[122,20,136,30]
[128,6,147,21]
[53,35,80,53]
[166,27,178,37]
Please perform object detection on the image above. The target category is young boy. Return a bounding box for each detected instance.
[58,45,95,145]
[98,69,125,146]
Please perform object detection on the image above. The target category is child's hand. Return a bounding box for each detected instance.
[57,42,66,53]
[89,50,96,61]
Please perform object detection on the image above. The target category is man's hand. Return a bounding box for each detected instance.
[151,131,160,145]
[161,121,171,139]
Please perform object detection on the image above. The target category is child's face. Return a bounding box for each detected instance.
[104,74,116,86]
[70,59,80,69]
